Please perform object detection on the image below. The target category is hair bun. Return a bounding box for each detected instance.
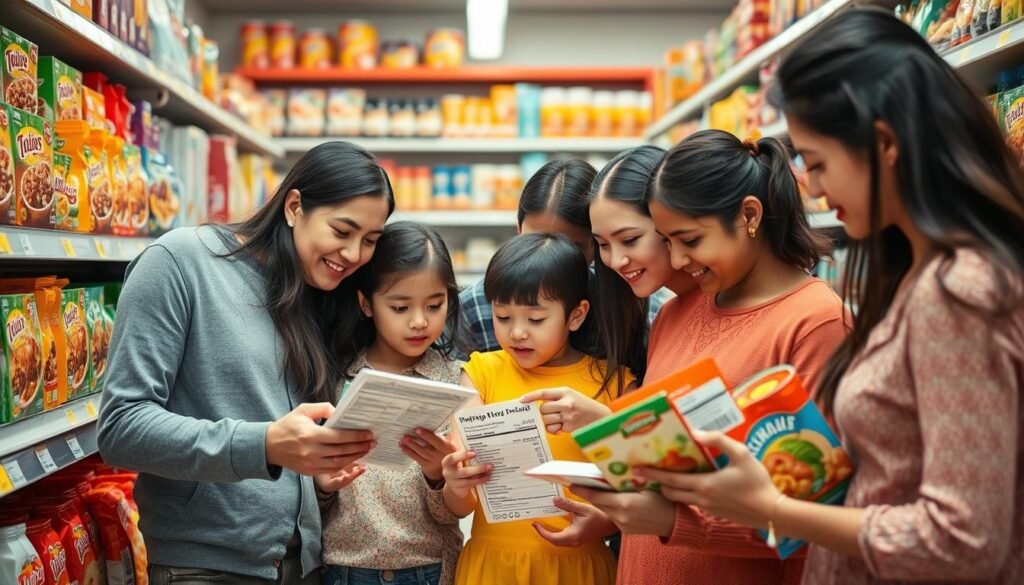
[742,138,761,157]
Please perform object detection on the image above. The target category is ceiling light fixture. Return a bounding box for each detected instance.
[466,0,508,60]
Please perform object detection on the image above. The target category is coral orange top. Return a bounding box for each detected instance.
[617,278,848,585]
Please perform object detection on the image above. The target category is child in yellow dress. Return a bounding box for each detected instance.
[440,233,634,585]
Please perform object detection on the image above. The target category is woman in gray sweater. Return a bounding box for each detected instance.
[99,142,394,585]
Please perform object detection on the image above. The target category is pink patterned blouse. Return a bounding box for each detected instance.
[803,250,1024,584]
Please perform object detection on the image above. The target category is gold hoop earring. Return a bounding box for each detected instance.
[748,226,756,238]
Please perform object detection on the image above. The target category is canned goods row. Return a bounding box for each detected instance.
[381,163,524,211]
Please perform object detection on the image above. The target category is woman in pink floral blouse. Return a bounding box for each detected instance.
[624,9,1024,585]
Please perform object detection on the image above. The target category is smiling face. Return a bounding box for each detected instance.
[285,190,390,291]
[359,268,449,361]
[519,211,594,264]
[649,197,762,296]
[492,296,589,369]
[589,197,677,298]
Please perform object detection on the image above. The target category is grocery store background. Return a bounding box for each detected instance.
[0,0,1018,582]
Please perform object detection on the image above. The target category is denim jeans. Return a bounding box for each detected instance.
[321,564,442,585]
[150,559,318,585]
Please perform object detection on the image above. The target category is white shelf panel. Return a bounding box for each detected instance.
[6,0,281,157]
[644,0,852,139]
[0,395,101,458]
[0,420,99,497]
[808,210,842,229]
[0,226,153,262]
[390,211,518,227]
[942,20,1024,82]
[276,137,642,154]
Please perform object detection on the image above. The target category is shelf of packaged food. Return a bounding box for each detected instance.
[390,210,518,227]
[276,137,643,155]
[808,210,842,229]
[644,0,853,140]
[0,395,101,496]
[6,0,282,158]
[0,226,154,262]
[941,19,1024,77]
[239,66,657,90]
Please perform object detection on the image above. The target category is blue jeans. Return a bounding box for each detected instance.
[321,565,441,585]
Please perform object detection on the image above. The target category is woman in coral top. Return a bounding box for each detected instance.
[574,129,849,585]
[629,10,1024,585]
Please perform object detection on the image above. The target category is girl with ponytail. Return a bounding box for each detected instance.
[574,129,848,585]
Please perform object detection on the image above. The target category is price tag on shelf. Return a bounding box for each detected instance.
[65,408,78,426]
[60,237,77,257]
[19,234,35,255]
[36,447,59,473]
[3,459,27,488]
[999,30,1013,48]
[85,401,98,418]
[66,437,86,460]
[0,466,13,493]
[958,46,972,65]
[0,233,12,255]
[94,239,109,259]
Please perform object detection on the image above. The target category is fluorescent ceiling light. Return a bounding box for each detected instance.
[467,0,508,60]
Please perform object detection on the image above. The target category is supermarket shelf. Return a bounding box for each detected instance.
[644,0,852,139]
[390,210,518,227]
[6,0,282,158]
[0,226,154,262]
[942,19,1024,84]
[808,210,843,229]
[276,137,643,154]
[239,66,657,89]
[0,396,101,497]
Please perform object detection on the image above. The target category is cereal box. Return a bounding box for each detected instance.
[1,27,38,114]
[719,365,853,558]
[85,129,112,233]
[573,391,715,492]
[9,106,56,229]
[62,288,91,401]
[1000,86,1024,166]
[38,57,83,122]
[85,287,111,395]
[54,120,92,232]
[0,292,45,423]
[0,103,14,224]
[144,147,181,235]
[122,143,148,236]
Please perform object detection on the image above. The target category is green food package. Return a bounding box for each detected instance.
[84,286,111,395]
[1,292,45,423]
[61,288,91,401]
[37,56,83,123]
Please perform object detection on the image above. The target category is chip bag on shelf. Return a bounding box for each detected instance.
[84,486,147,585]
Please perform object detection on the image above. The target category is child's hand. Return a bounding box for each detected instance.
[315,463,367,493]
[533,497,619,547]
[441,449,492,499]
[520,387,612,433]
[401,428,455,482]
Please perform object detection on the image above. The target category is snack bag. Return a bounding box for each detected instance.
[84,486,148,585]
[84,288,110,395]
[1,27,39,113]
[38,57,83,122]
[35,500,101,585]
[0,104,15,224]
[0,292,45,423]
[81,88,107,133]
[84,130,111,234]
[54,121,92,232]
[9,106,55,229]
[62,289,91,400]
[0,523,46,585]
[24,518,70,585]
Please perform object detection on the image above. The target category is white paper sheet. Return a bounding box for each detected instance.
[454,400,563,523]
[324,369,477,470]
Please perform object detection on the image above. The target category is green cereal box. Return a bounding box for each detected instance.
[84,287,111,395]
[1000,86,1024,166]
[0,104,14,224]
[62,288,91,400]
[9,105,55,229]
[1,292,45,423]
[1,26,38,114]
[38,56,83,123]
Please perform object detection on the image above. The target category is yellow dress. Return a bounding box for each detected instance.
[455,350,633,585]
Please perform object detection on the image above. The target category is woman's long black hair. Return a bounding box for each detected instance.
[588,146,666,390]
[221,141,395,403]
[772,8,1024,413]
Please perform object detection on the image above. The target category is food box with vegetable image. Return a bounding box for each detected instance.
[719,365,854,558]
[1,292,45,423]
[572,391,714,492]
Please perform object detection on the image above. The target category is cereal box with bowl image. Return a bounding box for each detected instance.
[0,291,45,424]
[122,142,149,236]
[0,103,14,224]
[1000,85,1024,166]
[38,57,83,123]
[143,147,181,236]
[8,105,55,229]
[85,286,112,395]
[62,288,91,401]
[1,26,39,114]
[85,129,112,234]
